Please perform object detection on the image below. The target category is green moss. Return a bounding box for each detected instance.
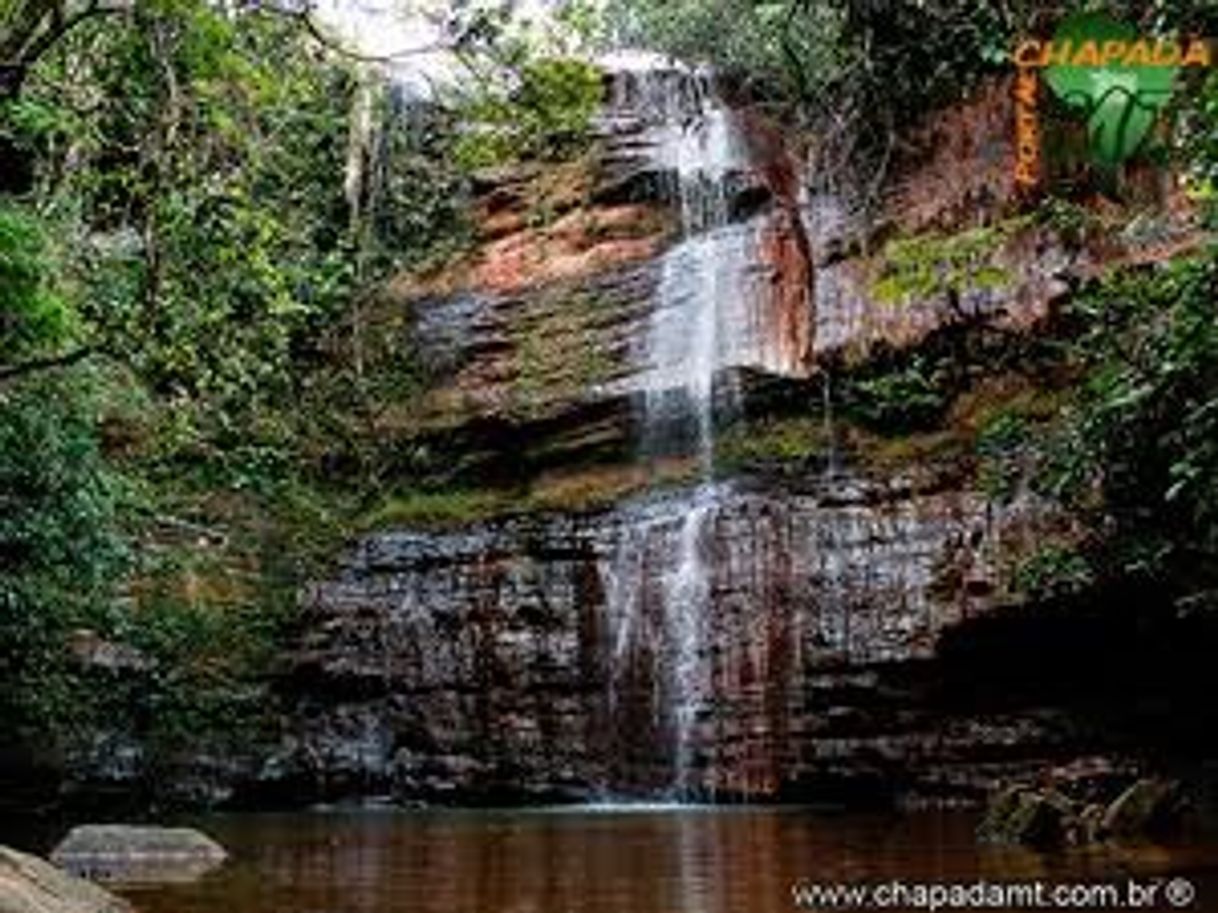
[714,417,830,471]
[359,459,700,532]
[527,460,697,513]
[854,428,965,469]
[870,216,1033,305]
[360,488,513,531]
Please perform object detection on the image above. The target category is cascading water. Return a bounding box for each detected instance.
[600,58,758,797]
[640,76,750,463]
[664,495,715,794]
[602,489,720,797]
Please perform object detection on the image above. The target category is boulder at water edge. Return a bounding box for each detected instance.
[50,826,227,884]
[978,776,1189,846]
[0,846,130,913]
[976,785,1073,846]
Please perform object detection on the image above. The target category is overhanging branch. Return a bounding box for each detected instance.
[0,346,96,382]
[1,0,129,98]
[20,0,126,65]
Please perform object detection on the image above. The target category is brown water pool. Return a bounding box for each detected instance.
[64,806,1218,912]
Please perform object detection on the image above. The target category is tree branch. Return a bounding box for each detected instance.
[1,0,128,98]
[0,346,95,382]
[19,0,122,64]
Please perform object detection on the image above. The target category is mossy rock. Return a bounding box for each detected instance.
[977,785,1074,846]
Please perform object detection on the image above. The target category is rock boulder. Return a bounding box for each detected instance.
[50,826,226,884]
[0,847,129,913]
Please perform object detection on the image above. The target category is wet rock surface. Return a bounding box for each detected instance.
[287,472,1070,804]
[392,56,817,482]
[392,69,1199,491]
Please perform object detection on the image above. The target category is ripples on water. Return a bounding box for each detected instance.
[101,806,1218,913]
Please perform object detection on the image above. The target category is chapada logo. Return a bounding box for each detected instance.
[1013,12,1212,186]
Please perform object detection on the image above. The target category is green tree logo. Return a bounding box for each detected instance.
[1043,12,1180,167]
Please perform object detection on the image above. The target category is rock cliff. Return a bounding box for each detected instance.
[290,472,1065,803]
[268,59,1207,808]
[36,59,1198,813]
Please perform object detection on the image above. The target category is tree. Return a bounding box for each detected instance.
[1,0,128,98]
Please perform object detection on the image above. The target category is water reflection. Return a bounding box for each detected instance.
[120,807,1218,913]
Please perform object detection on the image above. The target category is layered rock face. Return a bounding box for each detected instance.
[292,472,1063,803]
[398,55,818,475]
[397,67,1188,481]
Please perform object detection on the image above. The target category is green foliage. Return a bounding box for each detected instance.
[515,58,604,152]
[1047,252,1218,590]
[605,0,848,106]
[452,56,604,170]
[0,372,127,733]
[1,0,477,484]
[1014,544,1096,602]
[1185,69,1218,227]
[1,8,366,499]
[0,203,72,362]
[0,365,304,766]
[714,417,829,472]
[844,354,953,432]
[105,557,295,763]
[57,8,356,425]
[0,0,459,785]
[369,103,473,277]
[977,410,1032,501]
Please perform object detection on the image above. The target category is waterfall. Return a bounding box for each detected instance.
[600,58,758,798]
[602,488,720,798]
[638,71,749,464]
[665,493,715,795]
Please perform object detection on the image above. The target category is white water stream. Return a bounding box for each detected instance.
[603,59,756,796]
